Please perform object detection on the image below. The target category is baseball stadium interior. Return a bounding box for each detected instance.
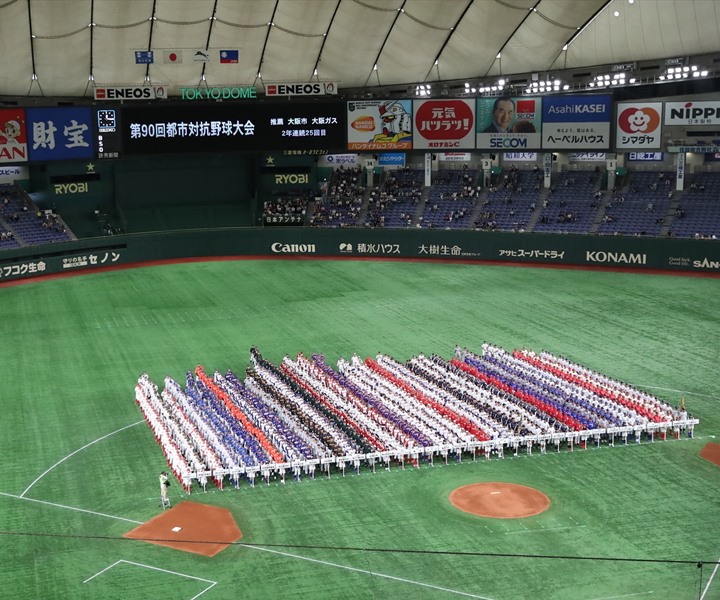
[1,1,719,599]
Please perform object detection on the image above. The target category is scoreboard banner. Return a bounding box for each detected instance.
[347,100,413,151]
[121,102,346,154]
[542,95,611,150]
[413,99,475,150]
[0,108,28,163]
[26,107,94,162]
[476,96,542,151]
[615,102,662,150]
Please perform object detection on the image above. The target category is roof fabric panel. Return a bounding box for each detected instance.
[31,0,92,96]
[499,0,603,75]
[92,0,153,90]
[318,0,403,88]
[258,0,333,83]
[0,0,717,97]
[440,0,537,81]
[0,0,34,95]
[565,0,720,69]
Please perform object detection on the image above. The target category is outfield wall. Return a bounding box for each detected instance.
[0,228,719,283]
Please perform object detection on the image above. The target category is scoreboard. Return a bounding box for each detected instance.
[119,102,347,155]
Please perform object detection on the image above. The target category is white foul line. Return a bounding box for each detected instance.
[587,592,654,599]
[700,558,720,600]
[0,491,142,524]
[505,525,586,535]
[83,559,217,600]
[241,544,494,599]
[21,420,145,497]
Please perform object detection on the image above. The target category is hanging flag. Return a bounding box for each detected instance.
[219,50,239,64]
[134,51,154,64]
[163,50,182,64]
[192,49,211,62]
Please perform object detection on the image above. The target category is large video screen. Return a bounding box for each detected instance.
[121,102,346,155]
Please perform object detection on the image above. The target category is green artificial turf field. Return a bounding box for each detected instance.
[0,259,718,600]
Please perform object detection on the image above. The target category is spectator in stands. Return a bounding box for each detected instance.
[483,97,514,133]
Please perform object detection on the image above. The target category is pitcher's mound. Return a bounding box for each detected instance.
[124,501,242,556]
[700,442,720,467]
[450,482,550,518]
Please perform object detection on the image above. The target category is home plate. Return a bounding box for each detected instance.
[172,527,182,532]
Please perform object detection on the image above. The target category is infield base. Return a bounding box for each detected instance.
[124,501,242,556]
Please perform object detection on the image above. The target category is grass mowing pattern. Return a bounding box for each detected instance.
[0,259,718,599]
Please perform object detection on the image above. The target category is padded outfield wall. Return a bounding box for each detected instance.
[0,228,719,284]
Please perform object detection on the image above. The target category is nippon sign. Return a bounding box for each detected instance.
[665,101,720,126]
[94,86,167,101]
[265,82,338,96]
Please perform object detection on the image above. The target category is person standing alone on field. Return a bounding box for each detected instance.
[159,471,170,508]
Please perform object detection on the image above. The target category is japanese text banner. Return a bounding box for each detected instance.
[615,102,662,150]
[347,100,413,151]
[26,108,94,161]
[413,99,475,150]
[542,95,611,150]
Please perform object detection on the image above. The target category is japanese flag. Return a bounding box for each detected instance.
[163,50,182,64]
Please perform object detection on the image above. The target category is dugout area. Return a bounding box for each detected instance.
[0,258,718,600]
